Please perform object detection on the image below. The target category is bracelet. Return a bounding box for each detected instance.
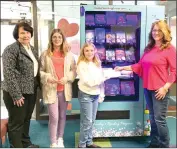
[163,87,168,93]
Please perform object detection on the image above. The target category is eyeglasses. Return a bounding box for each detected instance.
[52,36,62,39]
[152,29,162,33]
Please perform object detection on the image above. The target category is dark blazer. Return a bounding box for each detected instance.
[2,41,39,100]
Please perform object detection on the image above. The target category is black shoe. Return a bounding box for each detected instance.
[78,146,85,148]
[27,144,40,148]
[147,144,160,148]
[86,144,101,148]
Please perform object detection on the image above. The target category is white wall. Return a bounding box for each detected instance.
[1,2,31,19]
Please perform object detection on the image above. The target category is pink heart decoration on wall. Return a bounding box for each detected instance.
[57,18,79,37]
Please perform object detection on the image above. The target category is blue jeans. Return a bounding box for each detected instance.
[144,89,170,148]
[78,90,99,148]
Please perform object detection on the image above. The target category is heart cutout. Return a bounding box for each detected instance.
[57,18,79,37]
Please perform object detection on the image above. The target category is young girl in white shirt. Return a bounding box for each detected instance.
[77,43,109,148]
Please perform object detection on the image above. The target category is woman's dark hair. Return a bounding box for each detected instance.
[13,22,33,40]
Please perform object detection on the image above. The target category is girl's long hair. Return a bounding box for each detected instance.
[47,28,67,56]
[144,20,172,52]
[77,42,101,67]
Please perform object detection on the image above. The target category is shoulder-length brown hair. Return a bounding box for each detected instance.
[47,28,68,56]
[77,42,101,67]
[144,20,172,52]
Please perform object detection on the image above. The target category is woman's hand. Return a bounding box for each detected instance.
[14,97,25,107]
[114,66,124,71]
[155,87,168,100]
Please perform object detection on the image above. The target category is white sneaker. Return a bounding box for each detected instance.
[57,137,64,147]
[50,143,58,148]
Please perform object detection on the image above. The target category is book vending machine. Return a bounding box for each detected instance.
[80,5,165,137]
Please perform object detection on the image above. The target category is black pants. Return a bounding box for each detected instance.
[3,89,37,148]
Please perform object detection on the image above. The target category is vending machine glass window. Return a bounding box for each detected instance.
[85,11,141,102]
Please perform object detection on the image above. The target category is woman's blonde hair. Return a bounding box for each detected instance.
[145,20,172,51]
[47,28,68,56]
[77,42,101,67]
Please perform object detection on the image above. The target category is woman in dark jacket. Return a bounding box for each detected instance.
[2,22,40,148]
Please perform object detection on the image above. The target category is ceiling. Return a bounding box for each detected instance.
[1,1,176,18]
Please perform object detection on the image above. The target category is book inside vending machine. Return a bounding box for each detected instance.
[80,5,165,137]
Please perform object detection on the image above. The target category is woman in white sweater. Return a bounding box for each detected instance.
[77,43,109,148]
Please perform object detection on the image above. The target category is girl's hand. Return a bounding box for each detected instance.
[47,78,57,84]
[114,66,124,71]
[155,87,168,100]
[58,77,67,85]
[98,97,104,103]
